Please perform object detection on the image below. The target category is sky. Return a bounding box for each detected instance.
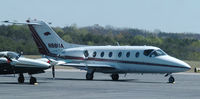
[1,0,200,33]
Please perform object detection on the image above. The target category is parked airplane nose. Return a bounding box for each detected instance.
[47,65,52,69]
[39,62,51,69]
[157,55,191,72]
[178,60,191,71]
[45,64,52,69]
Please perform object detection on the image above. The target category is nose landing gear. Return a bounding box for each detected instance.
[168,75,175,83]
[165,73,175,83]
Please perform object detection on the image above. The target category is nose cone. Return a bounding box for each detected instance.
[34,61,51,69]
[157,55,191,72]
[42,63,51,69]
[177,60,191,71]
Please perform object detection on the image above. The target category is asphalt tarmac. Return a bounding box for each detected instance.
[0,69,200,99]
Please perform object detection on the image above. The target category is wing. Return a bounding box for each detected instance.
[58,62,116,70]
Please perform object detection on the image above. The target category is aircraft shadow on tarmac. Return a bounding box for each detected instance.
[0,81,51,85]
[40,77,167,84]
[0,76,167,84]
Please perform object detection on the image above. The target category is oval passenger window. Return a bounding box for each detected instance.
[109,52,113,57]
[135,52,140,58]
[84,50,89,57]
[126,52,130,58]
[101,52,104,57]
[93,51,97,57]
[118,52,122,57]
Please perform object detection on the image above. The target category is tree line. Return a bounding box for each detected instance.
[0,24,200,60]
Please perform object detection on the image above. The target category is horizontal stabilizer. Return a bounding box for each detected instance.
[1,20,40,25]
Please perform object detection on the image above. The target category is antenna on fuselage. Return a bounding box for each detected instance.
[116,42,120,46]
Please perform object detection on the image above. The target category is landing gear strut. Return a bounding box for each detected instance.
[168,75,175,83]
[18,73,24,83]
[111,73,119,81]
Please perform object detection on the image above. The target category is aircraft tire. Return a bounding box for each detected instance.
[18,76,24,83]
[86,73,93,80]
[111,74,119,81]
[168,76,175,83]
[30,77,37,84]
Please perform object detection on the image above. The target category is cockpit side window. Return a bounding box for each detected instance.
[150,49,166,57]
[143,49,154,56]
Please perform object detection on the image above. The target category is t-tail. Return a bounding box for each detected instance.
[26,19,81,57]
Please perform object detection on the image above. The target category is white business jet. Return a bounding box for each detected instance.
[0,51,51,84]
[3,19,191,83]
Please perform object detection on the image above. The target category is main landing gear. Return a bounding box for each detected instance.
[18,73,24,83]
[17,73,37,84]
[29,76,37,84]
[111,73,119,81]
[85,71,120,81]
[86,71,94,80]
[165,73,175,83]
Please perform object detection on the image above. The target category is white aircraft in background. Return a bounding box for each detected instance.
[3,19,191,83]
[0,51,51,84]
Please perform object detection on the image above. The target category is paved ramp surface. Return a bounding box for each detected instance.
[0,70,199,99]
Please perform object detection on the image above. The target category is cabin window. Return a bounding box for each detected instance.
[84,50,89,57]
[126,52,130,58]
[143,49,154,56]
[109,52,113,57]
[101,52,104,57]
[135,52,140,58]
[118,52,122,57]
[93,51,97,57]
[61,51,65,54]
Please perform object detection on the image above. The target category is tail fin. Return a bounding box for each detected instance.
[27,19,80,56]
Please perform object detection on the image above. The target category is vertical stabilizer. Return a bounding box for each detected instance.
[27,19,80,56]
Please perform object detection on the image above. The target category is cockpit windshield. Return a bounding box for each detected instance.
[143,49,154,56]
[7,52,19,59]
[149,49,166,57]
